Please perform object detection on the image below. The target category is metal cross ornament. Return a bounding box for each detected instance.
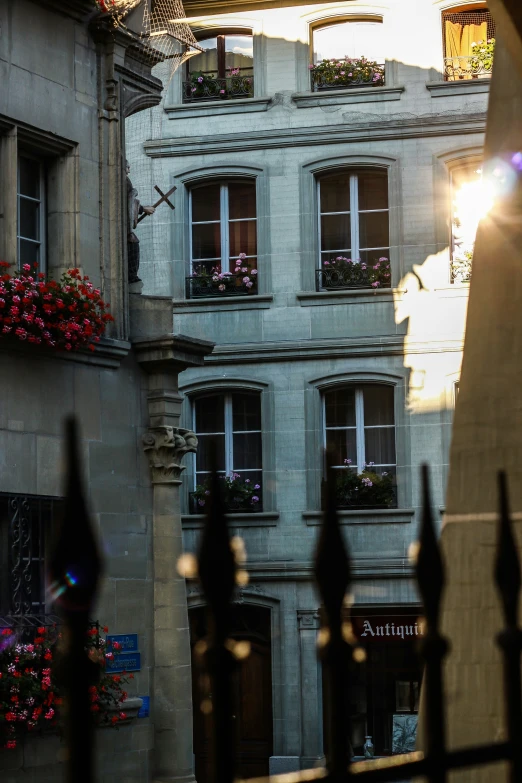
[137,184,177,223]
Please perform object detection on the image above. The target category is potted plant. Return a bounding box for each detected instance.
[319,256,391,289]
[192,472,262,513]
[333,461,396,508]
[470,38,495,78]
[310,56,385,90]
[189,254,258,298]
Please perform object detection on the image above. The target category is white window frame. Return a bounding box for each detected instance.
[322,386,396,472]
[193,391,262,487]
[189,182,257,274]
[17,155,46,272]
[317,171,389,267]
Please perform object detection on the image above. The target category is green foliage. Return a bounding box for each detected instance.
[193,473,261,512]
[451,249,472,283]
[470,38,495,73]
[310,57,385,88]
[334,468,396,508]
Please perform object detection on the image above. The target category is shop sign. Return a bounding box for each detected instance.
[352,616,424,642]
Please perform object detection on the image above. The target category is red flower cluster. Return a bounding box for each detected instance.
[0,263,114,352]
[0,624,131,750]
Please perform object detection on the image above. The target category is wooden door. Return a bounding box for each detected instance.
[191,605,273,783]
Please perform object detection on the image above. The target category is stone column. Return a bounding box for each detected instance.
[143,426,198,783]
[297,611,325,770]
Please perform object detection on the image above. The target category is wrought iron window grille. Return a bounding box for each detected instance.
[311,66,385,92]
[316,266,382,291]
[186,271,258,299]
[183,74,254,102]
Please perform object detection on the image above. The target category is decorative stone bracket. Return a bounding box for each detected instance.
[142,426,198,484]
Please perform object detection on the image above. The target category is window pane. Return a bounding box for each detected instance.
[313,21,383,63]
[321,214,350,252]
[229,219,257,257]
[358,171,388,211]
[19,157,40,199]
[233,392,261,431]
[188,37,218,76]
[192,184,221,222]
[19,239,40,267]
[363,385,394,426]
[19,198,40,240]
[192,222,221,260]
[325,388,356,427]
[395,681,412,712]
[364,428,396,465]
[359,248,390,266]
[233,432,262,470]
[228,182,256,220]
[225,35,254,74]
[326,429,357,465]
[320,173,350,213]
[195,394,225,433]
[358,212,389,250]
[196,434,226,472]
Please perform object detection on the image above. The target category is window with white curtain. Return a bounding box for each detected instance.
[323,384,396,475]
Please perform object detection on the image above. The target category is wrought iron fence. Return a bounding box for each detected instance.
[312,66,385,92]
[316,267,376,291]
[183,75,254,102]
[443,56,493,81]
[190,492,263,514]
[186,272,258,299]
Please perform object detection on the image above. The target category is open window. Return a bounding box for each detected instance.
[442,5,495,80]
[184,33,254,102]
[310,19,384,91]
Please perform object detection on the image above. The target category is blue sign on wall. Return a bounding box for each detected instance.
[106,633,139,653]
[138,696,150,718]
[105,651,141,674]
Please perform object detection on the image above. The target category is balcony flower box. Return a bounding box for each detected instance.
[332,463,397,509]
[187,254,258,299]
[316,256,391,291]
[444,38,495,81]
[191,473,262,514]
[184,68,254,103]
[310,57,385,91]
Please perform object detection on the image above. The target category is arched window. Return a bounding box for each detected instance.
[192,391,263,512]
[184,33,254,102]
[310,19,384,91]
[442,4,495,81]
[187,179,257,298]
[316,168,390,290]
[323,384,396,508]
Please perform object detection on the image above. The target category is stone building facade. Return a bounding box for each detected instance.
[0,2,211,781]
[127,0,492,773]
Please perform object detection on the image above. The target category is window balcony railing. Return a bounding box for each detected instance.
[311,63,385,92]
[183,74,254,103]
[189,492,263,514]
[316,260,391,291]
[186,271,258,299]
[443,55,493,81]
[330,474,397,510]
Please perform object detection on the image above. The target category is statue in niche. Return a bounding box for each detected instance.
[126,160,155,284]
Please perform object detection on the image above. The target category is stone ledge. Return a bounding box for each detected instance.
[426,79,490,97]
[0,336,131,369]
[182,511,280,528]
[106,696,143,725]
[292,86,404,108]
[303,508,415,525]
[296,288,398,306]
[173,294,273,313]
[165,96,272,119]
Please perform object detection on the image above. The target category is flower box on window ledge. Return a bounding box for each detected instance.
[187,255,258,299]
[329,465,397,510]
[316,257,391,291]
[183,69,254,103]
[190,473,263,514]
[310,57,385,91]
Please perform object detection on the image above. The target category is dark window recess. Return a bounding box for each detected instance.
[184,34,254,102]
[0,493,62,618]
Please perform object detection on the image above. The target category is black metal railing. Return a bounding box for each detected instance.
[183,75,254,103]
[190,492,263,514]
[312,66,385,92]
[186,272,258,299]
[443,55,493,81]
[316,267,385,291]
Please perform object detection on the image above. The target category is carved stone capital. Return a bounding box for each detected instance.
[142,426,197,484]
[297,609,321,630]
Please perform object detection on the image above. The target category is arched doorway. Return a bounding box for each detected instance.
[190,603,274,783]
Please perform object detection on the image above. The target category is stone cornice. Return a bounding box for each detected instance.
[200,336,465,364]
[133,333,215,373]
[227,557,415,581]
[144,112,487,158]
